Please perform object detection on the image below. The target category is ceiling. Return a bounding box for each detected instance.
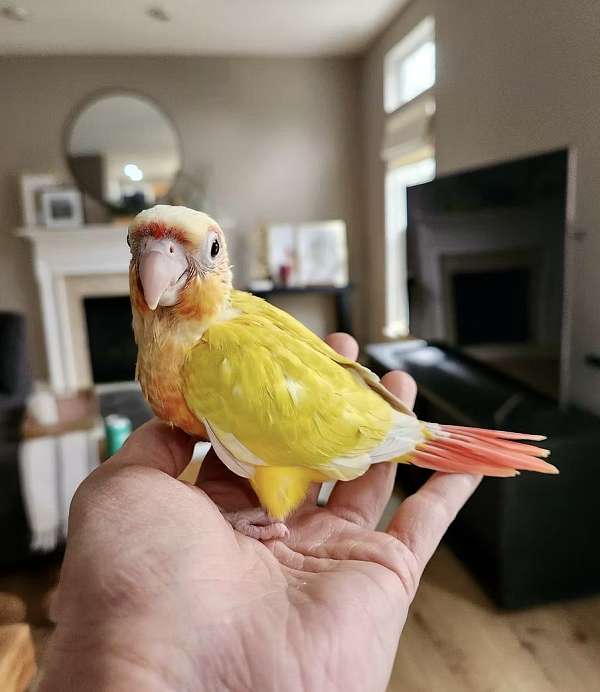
[1,0,409,57]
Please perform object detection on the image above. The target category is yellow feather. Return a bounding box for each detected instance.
[181,291,413,518]
[250,466,324,520]
[184,294,394,464]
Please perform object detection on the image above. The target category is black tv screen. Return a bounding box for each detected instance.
[406,149,568,398]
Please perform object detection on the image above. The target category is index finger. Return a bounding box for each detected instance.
[387,472,482,570]
[324,332,359,360]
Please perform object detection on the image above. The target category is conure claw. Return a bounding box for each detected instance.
[221,508,289,541]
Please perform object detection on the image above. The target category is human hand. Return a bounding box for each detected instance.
[41,334,481,692]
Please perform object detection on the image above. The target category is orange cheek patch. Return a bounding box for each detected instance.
[176,275,226,320]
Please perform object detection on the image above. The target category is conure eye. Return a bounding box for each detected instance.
[211,239,220,258]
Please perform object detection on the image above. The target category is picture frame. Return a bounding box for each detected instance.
[19,173,57,226]
[39,187,84,228]
[295,220,348,287]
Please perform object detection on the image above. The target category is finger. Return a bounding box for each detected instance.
[381,371,417,409]
[327,370,417,529]
[325,332,359,361]
[105,418,196,478]
[387,472,482,570]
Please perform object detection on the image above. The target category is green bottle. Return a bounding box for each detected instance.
[104,414,132,457]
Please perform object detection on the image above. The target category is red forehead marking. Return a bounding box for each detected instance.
[134,222,188,245]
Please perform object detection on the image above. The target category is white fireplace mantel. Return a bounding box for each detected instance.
[17,224,131,393]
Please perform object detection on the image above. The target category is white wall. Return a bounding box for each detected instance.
[0,55,362,379]
[362,0,600,414]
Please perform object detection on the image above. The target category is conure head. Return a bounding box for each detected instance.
[128,205,232,320]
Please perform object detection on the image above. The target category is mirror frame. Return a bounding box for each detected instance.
[63,88,183,214]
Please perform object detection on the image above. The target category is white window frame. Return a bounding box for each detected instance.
[382,16,436,338]
[384,16,436,114]
[384,157,435,338]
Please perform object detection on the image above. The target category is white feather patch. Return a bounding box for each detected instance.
[367,412,424,463]
[204,421,254,478]
[285,377,303,404]
[203,419,268,480]
[203,412,423,484]
[322,453,372,481]
[323,413,422,480]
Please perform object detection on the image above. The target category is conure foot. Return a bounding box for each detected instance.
[222,508,289,541]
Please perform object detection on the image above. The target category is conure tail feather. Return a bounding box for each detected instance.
[411,425,554,477]
[127,205,556,530]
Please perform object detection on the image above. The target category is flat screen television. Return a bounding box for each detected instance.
[406,149,569,399]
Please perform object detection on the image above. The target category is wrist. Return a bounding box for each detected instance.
[39,617,195,692]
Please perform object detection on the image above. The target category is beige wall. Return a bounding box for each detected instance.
[0,55,362,379]
[362,0,600,414]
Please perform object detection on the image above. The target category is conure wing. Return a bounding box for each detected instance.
[182,292,423,517]
[223,291,415,418]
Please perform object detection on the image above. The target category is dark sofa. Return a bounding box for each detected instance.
[0,312,32,565]
[367,340,600,608]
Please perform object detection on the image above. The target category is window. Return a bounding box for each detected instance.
[384,158,435,338]
[382,16,436,337]
[384,17,435,113]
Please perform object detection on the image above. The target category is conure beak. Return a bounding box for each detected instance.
[139,238,188,310]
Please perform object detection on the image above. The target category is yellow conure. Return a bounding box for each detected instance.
[129,205,556,540]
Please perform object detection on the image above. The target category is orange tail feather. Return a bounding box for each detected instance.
[409,424,557,477]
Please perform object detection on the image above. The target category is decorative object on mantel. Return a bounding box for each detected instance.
[265,222,296,286]
[296,220,348,287]
[18,173,57,226]
[64,90,182,216]
[262,220,348,288]
[38,186,84,228]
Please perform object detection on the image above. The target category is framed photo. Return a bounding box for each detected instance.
[296,220,348,287]
[39,188,84,228]
[19,173,57,226]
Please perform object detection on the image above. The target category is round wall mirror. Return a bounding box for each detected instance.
[65,91,181,214]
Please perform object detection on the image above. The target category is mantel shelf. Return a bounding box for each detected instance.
[15,224,128,242]
[15,217,236,242]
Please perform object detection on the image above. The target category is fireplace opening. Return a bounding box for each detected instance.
[452,267,531,345]
[84,296,137,383]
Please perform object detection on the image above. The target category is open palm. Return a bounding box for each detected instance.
[43,335,480,692]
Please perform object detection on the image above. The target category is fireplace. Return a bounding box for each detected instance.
[406,149,570,401]
[441,248,540,347]
[451,268,531,345]
[16,225,132,392]
[439,248,560,396]
[84,296,137,383]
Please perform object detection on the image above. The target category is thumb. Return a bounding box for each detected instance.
[105,418,196,478]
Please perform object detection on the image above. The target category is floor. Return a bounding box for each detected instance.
[388,544,600,692]
[2,493,600,692]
